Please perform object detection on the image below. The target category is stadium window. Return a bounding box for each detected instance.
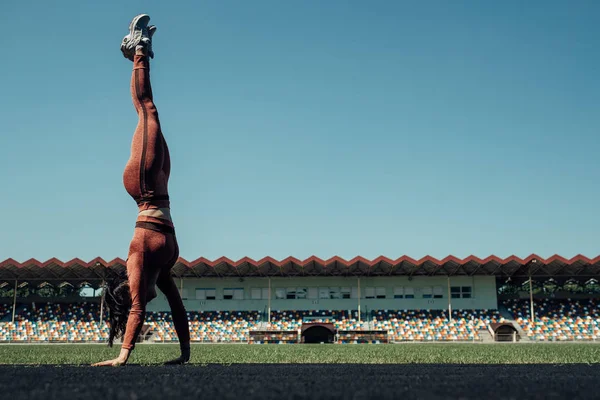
[422,287,432,299]
[404,287,415,299]
[319,287,330,299]
[251,288,261,300]
[462,286,472,299]
[308,287,318,299]
[275,288,286,300]
[393,287,404,299]
[450,286,471,298]
[330,287,341,299]
[262,288,270,299]
[286,287,296,299]
[364,287,375,299]
[433,286,444,299]
[451,286,461,299]
[233,288,244,300]
[224,289,234,300]
[376,287,386,299]
[296,287,307,299]
[195,288,213,300]
[341,287,351,299]
[351,287,358,299]
[205,289,216,300]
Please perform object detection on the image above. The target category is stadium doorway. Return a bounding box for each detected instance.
[490,323,520,342]
[301,323,336,344]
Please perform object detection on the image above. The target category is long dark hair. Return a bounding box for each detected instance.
[102,276,131,347]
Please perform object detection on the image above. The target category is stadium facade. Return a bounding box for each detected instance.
[1,254,599,344]
[2,254,599,310]
[145,276,497,313]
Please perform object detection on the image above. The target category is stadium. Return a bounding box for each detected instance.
[2,254,600,345]
[3,1,600,397]
[2,254,600,398]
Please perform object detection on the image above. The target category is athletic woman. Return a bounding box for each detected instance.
[92,14,191,366]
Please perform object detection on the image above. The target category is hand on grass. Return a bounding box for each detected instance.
[91,357,127,367]
[91,348,130,367]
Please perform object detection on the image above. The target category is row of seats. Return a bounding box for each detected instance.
[505,299,600,341]
[0,303,108,342]
[0,301,598,342]
[372,309,503,341]
[337,332,388,344]
[147,311,262,342]
[257,309,502,342]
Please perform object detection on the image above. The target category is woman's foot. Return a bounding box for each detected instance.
[164,355,190,365]
[164,344,190,365]
[132,25,157,58]
[121,14,155,60]
[143,25,157,59]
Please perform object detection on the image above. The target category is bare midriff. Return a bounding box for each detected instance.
[138,207,172,222]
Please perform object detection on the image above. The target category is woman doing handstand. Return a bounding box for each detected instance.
[92,14,191,367]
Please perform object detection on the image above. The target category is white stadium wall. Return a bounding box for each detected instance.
[146,276,498,312]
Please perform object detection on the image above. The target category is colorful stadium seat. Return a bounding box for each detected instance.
[3,301,597,343]
[504,299,600,341]
[0,302,109,342]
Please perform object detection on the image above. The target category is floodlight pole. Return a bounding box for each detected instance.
[357,277,361,324]
[447,276,453,323]
[267,277,271,325]
[529,262,535,324]
[99,280,105,325]
[11,279,18,323]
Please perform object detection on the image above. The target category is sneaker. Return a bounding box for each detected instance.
[120,14,151,60]
[145,25,157,59]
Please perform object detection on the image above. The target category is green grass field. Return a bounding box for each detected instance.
[1,343,600,365]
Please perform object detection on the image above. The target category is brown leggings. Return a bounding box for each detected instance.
[120,54,190,351]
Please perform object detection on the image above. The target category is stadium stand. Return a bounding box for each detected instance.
[504,299,600,341]
[0,304,503,343]
[3,300,600,343]
[150,310,361,343]
[148,311,261,343]
[269,310,357,330]
[372,309,503,341]
[0,302,108,342]
[1,254,598,344]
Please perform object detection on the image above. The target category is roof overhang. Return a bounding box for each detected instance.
[1,254,599,284]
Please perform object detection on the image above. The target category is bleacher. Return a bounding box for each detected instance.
[0,302,108,342]
[1,300,599,343]
[269,310,357,330]
[150,310,361,343]
[256,309,503,342]
[372,309,503,342]
[256,310,365,343]
[148,311,261,342]
[504,299,600,341]
[1,304,502,343]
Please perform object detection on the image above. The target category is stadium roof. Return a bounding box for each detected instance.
[1,254,600,285]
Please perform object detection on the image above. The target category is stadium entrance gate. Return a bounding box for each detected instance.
[301,322,335,344]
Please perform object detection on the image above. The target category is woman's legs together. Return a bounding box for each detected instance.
[93,15,190,367]
[125,47,191,359]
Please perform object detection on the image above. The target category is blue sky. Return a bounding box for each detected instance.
[0,0,598,262]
